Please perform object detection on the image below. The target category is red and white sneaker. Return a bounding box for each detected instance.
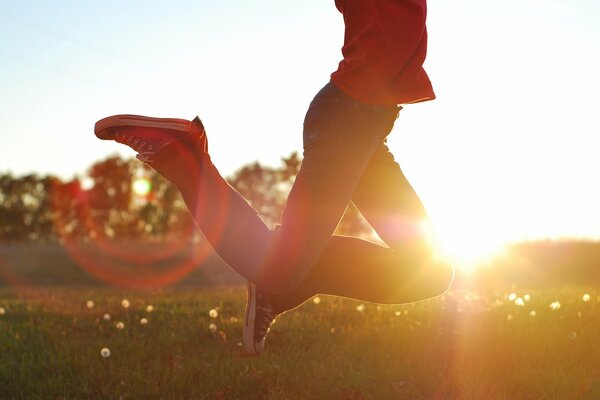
[94,114,207,162]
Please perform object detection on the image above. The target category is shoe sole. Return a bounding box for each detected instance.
[94,114,193,140]
[243,282,259,355]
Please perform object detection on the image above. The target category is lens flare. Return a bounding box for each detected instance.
[132,178,152,197]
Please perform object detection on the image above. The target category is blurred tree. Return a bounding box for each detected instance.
[0,151,374,244]
[227,152,300,228]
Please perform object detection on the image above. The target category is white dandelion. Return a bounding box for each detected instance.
[550,301,561,311]
[514,298,525,307]
[508,293,517,302]
[209,309,218,318]
[312,296,322,305]
[529,310,536,317]
[121,299,130,309]
[100,348,111,358]
[0,307,5,315]
[582,294,591,303]
[86,300,95,309]
[209,323,218,333]
[140,318,148,325]
[116,322,125,330]
[524,294,531,302]
[103,313,111,321]
[356,304,366,312]
[146,305,154,313]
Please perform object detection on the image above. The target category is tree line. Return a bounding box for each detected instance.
[0,152,371,244]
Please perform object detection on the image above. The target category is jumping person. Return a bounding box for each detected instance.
[94,0,454,355]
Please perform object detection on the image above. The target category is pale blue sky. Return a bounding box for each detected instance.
[1,0,599,249]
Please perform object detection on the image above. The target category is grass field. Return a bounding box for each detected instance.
[1,286,600,399]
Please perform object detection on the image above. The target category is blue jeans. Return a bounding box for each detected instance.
[169,81,452,305]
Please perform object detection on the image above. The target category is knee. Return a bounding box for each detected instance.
[259,274,304,296]
[256,264,307,296]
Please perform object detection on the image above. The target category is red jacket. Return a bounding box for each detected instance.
[331,0,435,105]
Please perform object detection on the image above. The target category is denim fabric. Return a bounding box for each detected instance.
[171,81,452,301]
[263,82,427,292]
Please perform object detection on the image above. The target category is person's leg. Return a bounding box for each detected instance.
[135,82,450,304]
[150,82,409,295]
[269,141,453,313]
[353,139,431,250]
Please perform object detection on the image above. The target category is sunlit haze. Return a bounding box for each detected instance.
[1,0,599,259]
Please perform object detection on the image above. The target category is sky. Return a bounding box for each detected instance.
[1,0,599,255]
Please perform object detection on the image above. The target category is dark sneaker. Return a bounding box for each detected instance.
[94,114,207,162]
[243,282,277,355]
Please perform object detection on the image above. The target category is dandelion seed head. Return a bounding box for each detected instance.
[530,310,536,317]
[146,305,154,313]
[395,311,402,316]
[101,348,111,358]
[103,313,111,321]
[121,299,130,309]
[508,293,517,301]
[140,318,148,325]
[312,296,321,305]
[515,298,525,307]
[209,309,218,318]
[229,317,239,323]
[356,304,366,312]
[116,322,125,330]
[209,323,218,333]
[550,301,561,311]
[582,293,591,302]
[0,307,5,315]
[524,294,531,302]
[86,300,95,309]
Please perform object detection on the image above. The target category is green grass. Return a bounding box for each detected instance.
[1,286,600,399]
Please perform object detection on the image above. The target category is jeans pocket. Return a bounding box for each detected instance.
[303,97,339,150]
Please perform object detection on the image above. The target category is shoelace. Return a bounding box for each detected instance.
[255,300,276,339]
